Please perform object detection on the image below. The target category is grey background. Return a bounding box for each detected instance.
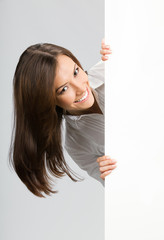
[0,0,104,240]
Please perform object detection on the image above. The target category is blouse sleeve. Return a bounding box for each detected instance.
[87,60,105,89]
[64,131,104,186]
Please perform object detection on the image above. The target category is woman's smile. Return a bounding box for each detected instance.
[74,88,89,103]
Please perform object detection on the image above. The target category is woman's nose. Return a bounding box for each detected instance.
[71,80,86,95]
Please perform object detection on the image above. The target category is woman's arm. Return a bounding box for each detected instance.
[97,39,117,180]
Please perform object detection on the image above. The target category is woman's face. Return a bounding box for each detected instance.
[54,55,95,115]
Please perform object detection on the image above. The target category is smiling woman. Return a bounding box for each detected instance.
[54,55,96,115]
[9,40,116,197]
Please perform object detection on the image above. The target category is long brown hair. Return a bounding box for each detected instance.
[9,43,84,197]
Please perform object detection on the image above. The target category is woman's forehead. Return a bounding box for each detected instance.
[57,55,74,74]
[54,55,75,85]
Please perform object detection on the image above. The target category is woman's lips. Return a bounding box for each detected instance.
[74,88,90,103]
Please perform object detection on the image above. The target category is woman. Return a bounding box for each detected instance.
[9,39,117,197]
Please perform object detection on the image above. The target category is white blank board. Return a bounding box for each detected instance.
[105,0,164,239]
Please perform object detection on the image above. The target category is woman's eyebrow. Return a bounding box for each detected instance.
[55,63,76,93]
[73,63,76,73]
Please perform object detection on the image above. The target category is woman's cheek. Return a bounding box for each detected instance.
[61,93,75,108]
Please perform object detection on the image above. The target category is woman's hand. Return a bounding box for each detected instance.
[100,38,112,61]
[97,155,117,180]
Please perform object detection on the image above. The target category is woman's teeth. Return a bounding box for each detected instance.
[74,89,88,103]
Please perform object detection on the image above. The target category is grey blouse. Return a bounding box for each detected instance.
[63,61,105,186]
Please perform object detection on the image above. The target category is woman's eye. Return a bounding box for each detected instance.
[74,67,79,77]
[60,86,68,94]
